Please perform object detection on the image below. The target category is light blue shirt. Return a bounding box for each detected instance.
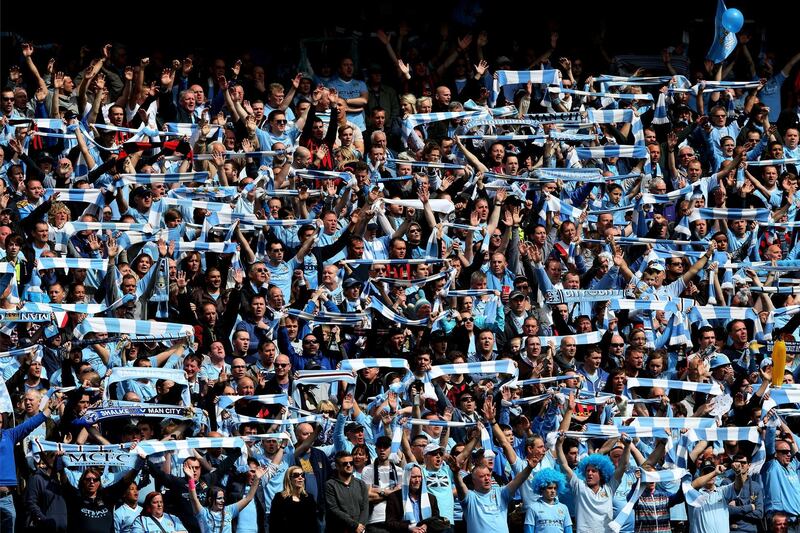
[462,486,512,533]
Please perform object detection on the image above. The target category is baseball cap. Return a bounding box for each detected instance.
[509,290,525,300]
[424,443,444,455]
[709,354,732,369]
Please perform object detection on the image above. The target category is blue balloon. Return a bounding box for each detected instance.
[722,8,744,33]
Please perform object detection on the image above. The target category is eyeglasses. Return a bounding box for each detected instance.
[338,461,354,466]
[290,472,305,479]
[776,449,792,455]
[255,268,268,273]
[274,119,288,125]
[304,339,319,344]
[270,248,284,253]
[462,317,474,323]
[275,363,290,368]
[610,343,625,348]
[232,365,246,369]
[460,397,475,402]
[84,477,100,483]
[1,97,14,102]
[712,114,726,118]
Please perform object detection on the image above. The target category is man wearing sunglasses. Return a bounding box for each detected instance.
[326,451,370,533]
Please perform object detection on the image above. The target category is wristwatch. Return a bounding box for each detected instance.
[380,490,386,498]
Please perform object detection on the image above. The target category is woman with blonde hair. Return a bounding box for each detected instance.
[268,465,318,533]
[399,93,417,115]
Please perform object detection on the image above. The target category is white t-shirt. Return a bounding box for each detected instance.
[568,474,620,533]
[362,461,402,523]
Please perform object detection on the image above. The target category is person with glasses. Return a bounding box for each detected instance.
[326,451,370,533]
[270,465,319,533]
[762,414,800,524]
[63,461,144,533]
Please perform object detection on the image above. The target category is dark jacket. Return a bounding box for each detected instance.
[325,476,370,533]
[293,447,332,515]
[384,490,440,533]
[24,468,68,532]
[269,492,318,533]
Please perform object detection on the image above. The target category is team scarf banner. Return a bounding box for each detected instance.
[194,150,285,162]
[0,308,54,323]
[293,369,357,386]
[119,172,210,185]
[463,99,518,116]
[549,131,598,142]
[29,439,137,467]
[585,108,644,145]
[511,392,555,405]
[229,412,324,426]
[691,426,761,443]
[376,269,452,288]
[542,193,585,221]
[217,394,289,412]
[444,289,497,298]
[402,462,433,521]
[545,289,627,304]
[210,211,317,227]
[458,134,545,141]
[173,241,237,254]
[170,186,239,200]
[511,375,577,387]
[609,467,688,532]
[59,221,155,235]
[426,360,518,380]
[746,157,800,167]
[160,197,233,214]
[45,188,102,204]
[369,297,430,327]
[491,69,562,106]
[381,197,456,215]
[575,144,649,159]
[538,330,604,346]
[284,308,369,325]
[75,318,193,340]
[103,366,190,405]
[613,417,717,430]
[763,388,800,406]
[626,377,723,396]
[556,425,669,440]
[689,207,771,223]
[547,86,654,102]
[407,418,477,428]
[75,404,194,426]
[0,376,13,412]
[137,436,247,456]
[0,345,41,359]
[36,257,108,272]
[339,358,410,372]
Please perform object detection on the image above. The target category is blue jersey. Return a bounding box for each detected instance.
[530,499,572,533]
[462,486,512,533]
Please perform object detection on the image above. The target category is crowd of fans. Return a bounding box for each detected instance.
[1,14,800,533]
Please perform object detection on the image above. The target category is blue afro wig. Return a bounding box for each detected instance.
[576,453,615,484]
[530,467,567,494]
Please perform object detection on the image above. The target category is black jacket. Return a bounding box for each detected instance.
[25,468,68,532]
[384,490,441,533]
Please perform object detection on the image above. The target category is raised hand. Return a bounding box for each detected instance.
[457,34,473,52]
[21,43,34,57]
[397,60,411,78]
[474,60,489,77]
[160,68,175,87]
[376,30,391,46]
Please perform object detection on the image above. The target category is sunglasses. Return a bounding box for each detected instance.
[274,119,288,125]
[84,477,100,483]
[338,461,354,466]
[290,472,305,479]
[275,363,290,368]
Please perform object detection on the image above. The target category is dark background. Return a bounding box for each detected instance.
[1,1,797,89]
